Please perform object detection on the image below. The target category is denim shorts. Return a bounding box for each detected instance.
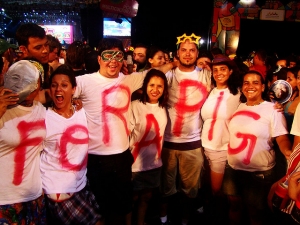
[222,163,276,210]
[132,167,161,191]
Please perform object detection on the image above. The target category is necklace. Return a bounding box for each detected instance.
[246,101,264,106]
[19,102,33,107]
[52,105,74,118]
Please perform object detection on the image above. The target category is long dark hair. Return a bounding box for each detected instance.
[211,62,241,95]
[139,69,169,108]
[240,70,269,103]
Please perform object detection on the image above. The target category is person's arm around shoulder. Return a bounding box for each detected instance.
[276,134,292,160]
[273,101,284,112]
[154,61,179,74]
[0,87,19,118]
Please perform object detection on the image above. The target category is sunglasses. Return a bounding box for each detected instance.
[100,50,124,62]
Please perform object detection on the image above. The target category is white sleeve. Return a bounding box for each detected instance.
[74,76,83,98]
[129,102,136,133]
[291,104,300,136]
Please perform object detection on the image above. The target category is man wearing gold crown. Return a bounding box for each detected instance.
[160,33,212,225]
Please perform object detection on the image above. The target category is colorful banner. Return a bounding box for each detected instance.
[100,0,139,18]
[260,9,285,21]
[211,0,240,56]
[236,0,260,19]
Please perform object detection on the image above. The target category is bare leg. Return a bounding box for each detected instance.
[159,196,168,223]
[228,195,243,225]
[210,170,225,195]
[95,219,105,225]
[136,189,152,225]
[125,212,132,225]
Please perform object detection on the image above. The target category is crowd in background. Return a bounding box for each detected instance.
[1,22,300,225]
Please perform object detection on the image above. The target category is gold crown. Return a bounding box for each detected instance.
[176,33,201,48]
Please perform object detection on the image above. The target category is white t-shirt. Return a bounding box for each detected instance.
[164,67,212,143]
[201,88,240,150]
[41,108,88,194]
[129,101,167,172]
[0,102,46,205]
[228,101,288,171]
[74,71,147,155]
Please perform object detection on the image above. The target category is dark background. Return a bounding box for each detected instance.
[3,0,300,58]
[130,0,300,58]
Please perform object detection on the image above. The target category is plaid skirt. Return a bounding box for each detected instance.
[46,184,101,225]
[0,194,46,225]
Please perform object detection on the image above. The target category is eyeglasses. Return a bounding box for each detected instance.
[100,50,124,62]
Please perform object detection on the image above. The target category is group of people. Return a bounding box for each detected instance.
[1,21,300,225]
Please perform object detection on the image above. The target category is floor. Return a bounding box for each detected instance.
[131,163,231,225]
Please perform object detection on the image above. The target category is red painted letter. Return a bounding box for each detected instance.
[228,110,260,165]
[173,79,208,136]
[102,85,130,145]
[59,125,89,170]
[131,114,163,162]
[13,120,45,186]
[208,91,224,141]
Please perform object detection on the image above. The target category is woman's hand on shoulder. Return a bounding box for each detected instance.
[72,98,83,111]
[273,101,284,112]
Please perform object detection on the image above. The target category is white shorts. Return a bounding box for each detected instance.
[204,148,227,174]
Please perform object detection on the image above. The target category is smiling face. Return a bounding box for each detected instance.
[146,76,164,104]
[242,73,265,105]
[197,57,211,71]
[212,64,232,89]
[148,50,166,67]
[177,40,198,71]
[297,71,300,91]
[98,48,124,78]
[50,74,75,111]
[286,71,297,91]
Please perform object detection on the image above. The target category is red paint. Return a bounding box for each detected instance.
[208,91,224,141]
[228,132,257,165]
[131,114,163,162]
[230,110,261,121]
[13,120,45,186]
[59,125,89,170]
[228,110,260,165]
[173,79,208,136]
[102,85,131,145]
